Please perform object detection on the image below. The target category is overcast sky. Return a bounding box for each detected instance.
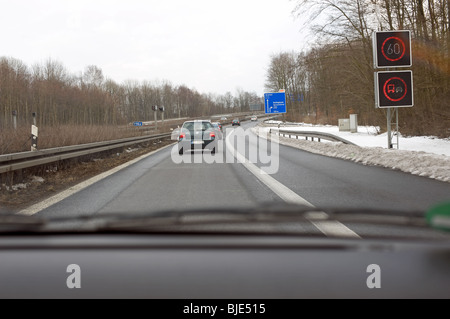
[0,0,309,95]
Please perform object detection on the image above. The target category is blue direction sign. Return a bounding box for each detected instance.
[133,122,143,127]
[264,92,287,114]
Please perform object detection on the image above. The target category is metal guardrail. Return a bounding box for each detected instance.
[0,112,268,175]
[0,133,171,174]
[270,129,358,146]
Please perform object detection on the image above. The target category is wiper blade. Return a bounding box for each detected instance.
[96,205,428,231]
[0,215,46,232]
[3,204,430,235]
[324,208,427,227]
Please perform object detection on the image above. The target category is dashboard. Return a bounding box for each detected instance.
[1,233,450,299]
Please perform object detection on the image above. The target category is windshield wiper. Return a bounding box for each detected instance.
[1,203,446,238]
[93,205,429,232]
[0,215,46,232]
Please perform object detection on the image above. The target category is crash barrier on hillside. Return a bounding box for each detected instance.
[0,133,172,175]
[269,129,358,146]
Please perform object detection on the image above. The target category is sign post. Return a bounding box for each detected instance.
[159,106,165,125]
[373,30,413,149]
[12,110,17,130]
[152,105,158,130]
[31,125,38,152]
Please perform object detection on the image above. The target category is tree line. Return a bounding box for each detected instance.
[0,57,261,128]
[266,0,449,136]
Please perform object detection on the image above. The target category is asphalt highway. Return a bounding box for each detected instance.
[30,120,450,237]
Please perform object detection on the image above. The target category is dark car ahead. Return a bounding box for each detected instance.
[178,120,217,155]
[211,122,223,132]
[232,119,240,126]
[211,122,224,139]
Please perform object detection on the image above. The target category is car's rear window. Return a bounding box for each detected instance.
[183,122,212,132]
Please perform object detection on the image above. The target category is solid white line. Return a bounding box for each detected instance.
[17,143,175,216]
[226,130,360,239]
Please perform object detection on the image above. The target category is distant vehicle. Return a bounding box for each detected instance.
[178,120,217,155]
[211,122,223,132]
[251,116,258,121]
[211,122,223,139]
[220,117,227,121]
[232,119,240,126]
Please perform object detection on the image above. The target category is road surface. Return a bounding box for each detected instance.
[30,120,450,237]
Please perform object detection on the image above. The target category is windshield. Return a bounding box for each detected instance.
[0,0,450,299]
[1,0,449,232]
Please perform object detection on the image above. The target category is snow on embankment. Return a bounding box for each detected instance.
[253,125,450,183]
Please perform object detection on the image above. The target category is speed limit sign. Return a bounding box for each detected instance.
[373,31,411,68]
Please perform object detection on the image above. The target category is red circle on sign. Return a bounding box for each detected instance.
[383,77,407,102]
[381,37,406,62]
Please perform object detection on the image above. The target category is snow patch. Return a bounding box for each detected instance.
[10,183,28,191]
[32,176,45,183]
[262,122,450,157]
[254,125,450,183]
[126,148,139,153]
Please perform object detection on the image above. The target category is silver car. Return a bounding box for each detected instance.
[177,120,218,155]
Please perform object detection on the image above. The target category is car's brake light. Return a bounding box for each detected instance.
[179,133,185,139]
[210,132,215,138]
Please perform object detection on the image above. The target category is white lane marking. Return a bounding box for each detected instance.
[308,220,360,238]
[17,144,175,216]
[226,130,360,238]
